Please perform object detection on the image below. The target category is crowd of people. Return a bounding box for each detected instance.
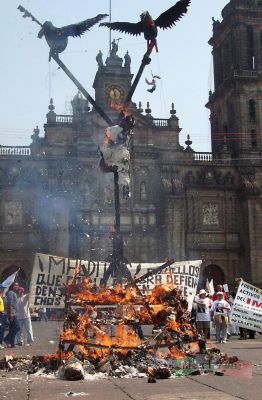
[193,283,256,343]
[0,281,34,348]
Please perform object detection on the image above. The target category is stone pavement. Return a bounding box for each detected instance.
[0,321,261,400]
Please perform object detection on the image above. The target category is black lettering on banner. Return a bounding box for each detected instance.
[145,269,154,286]
[147,275,154,286]
[155,275,162,285]
[47,298,54,306]
[34,297,41,306]
[186,276,192,287]
[41,286,48,296]
[81,262,96,277]
[166,275,174,285]
[35,286,42,295]
[48,286,57,297]
[193,277,198,288]
[189,265,195,277]
[36,274,46,285]
[55,275,62,287]
[194,266,200,278]
[55,297,61,306]
[66,260,76,276]
[49,256,66,275]
[179,275,185,285]
[46,274,55,286]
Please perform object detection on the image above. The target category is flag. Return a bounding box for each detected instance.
[1,270,19,294]
[206,278,214,295]
[209,279,214,295]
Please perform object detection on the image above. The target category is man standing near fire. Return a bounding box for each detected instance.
[16,287,34,346]
[193,289,212,340]
[211,292,230,343]
[4,282,20,347]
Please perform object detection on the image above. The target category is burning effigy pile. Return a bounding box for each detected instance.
[42,278,237,381]
[0,278,239,381]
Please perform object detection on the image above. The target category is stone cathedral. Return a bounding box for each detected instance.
[1,0,262,288]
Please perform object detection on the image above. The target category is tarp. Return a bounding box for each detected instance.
[230,280,262,332]
[29,253,202,310]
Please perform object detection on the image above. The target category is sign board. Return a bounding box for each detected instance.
[29,253,202,310]
[230,280,262,332]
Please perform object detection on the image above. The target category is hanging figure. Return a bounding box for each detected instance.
[145,72,161,93]
[100,0,191,53]
[37,13,108,61]
[99,115,135,199]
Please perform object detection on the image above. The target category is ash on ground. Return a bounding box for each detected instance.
[0,349,239,381]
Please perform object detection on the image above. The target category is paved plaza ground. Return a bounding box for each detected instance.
[0,321,261,400]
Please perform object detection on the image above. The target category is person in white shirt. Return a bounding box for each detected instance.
[16,287,34,346]
[193,289,212,339]
[211,292,231,344]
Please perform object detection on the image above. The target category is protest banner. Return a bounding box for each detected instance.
[29,253,201,310]
[230,280,262,332]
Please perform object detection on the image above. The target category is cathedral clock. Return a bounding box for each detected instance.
[106,85,124,103]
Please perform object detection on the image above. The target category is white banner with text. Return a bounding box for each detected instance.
[29,253,202,310]
[230,280,262,332]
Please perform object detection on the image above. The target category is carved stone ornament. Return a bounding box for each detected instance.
[4,201,23,225]
[161,178,172,192]
[240,173,262,196]
[202,202,219,226]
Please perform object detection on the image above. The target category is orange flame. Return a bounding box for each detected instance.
[59,279,200,363]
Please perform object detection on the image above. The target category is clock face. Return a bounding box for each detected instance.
[106,85,124,102]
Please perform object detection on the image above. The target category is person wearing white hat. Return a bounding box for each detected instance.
[193,289,212,339]
[211,292,231,343]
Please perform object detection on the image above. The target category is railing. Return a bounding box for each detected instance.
[152,118,169,128]
[194,152,213,162]
[0,146,31,156]
[233,70,258,78]
[56,115,73,124]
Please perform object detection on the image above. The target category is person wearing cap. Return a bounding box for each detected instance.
[16,287,34,346]
[193,289,212,339]
[211,292,231,343]
[213,284,229,301]
[0,284,7,349]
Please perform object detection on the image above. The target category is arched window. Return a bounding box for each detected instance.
[140,182,147,201]
[249,99,256,121]
[247,26,255,70]
[251,129,258,148]
[198,264,225,289]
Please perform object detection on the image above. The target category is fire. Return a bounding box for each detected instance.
[59,278,205,364]
[168,346,185,359]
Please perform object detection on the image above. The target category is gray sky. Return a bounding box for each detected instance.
[0,0,229,150]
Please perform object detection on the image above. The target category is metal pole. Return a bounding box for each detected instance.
[109,0,112,54]
[124,50,152,105]
[51,53,113,126]
[114,170,120,234]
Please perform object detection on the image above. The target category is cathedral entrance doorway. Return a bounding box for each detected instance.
[201,264,225,288]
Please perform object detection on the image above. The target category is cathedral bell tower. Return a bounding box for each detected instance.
[93,40,134,119]
[206,0,262,160]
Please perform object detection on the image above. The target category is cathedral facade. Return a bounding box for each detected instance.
[0,0,262,288]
